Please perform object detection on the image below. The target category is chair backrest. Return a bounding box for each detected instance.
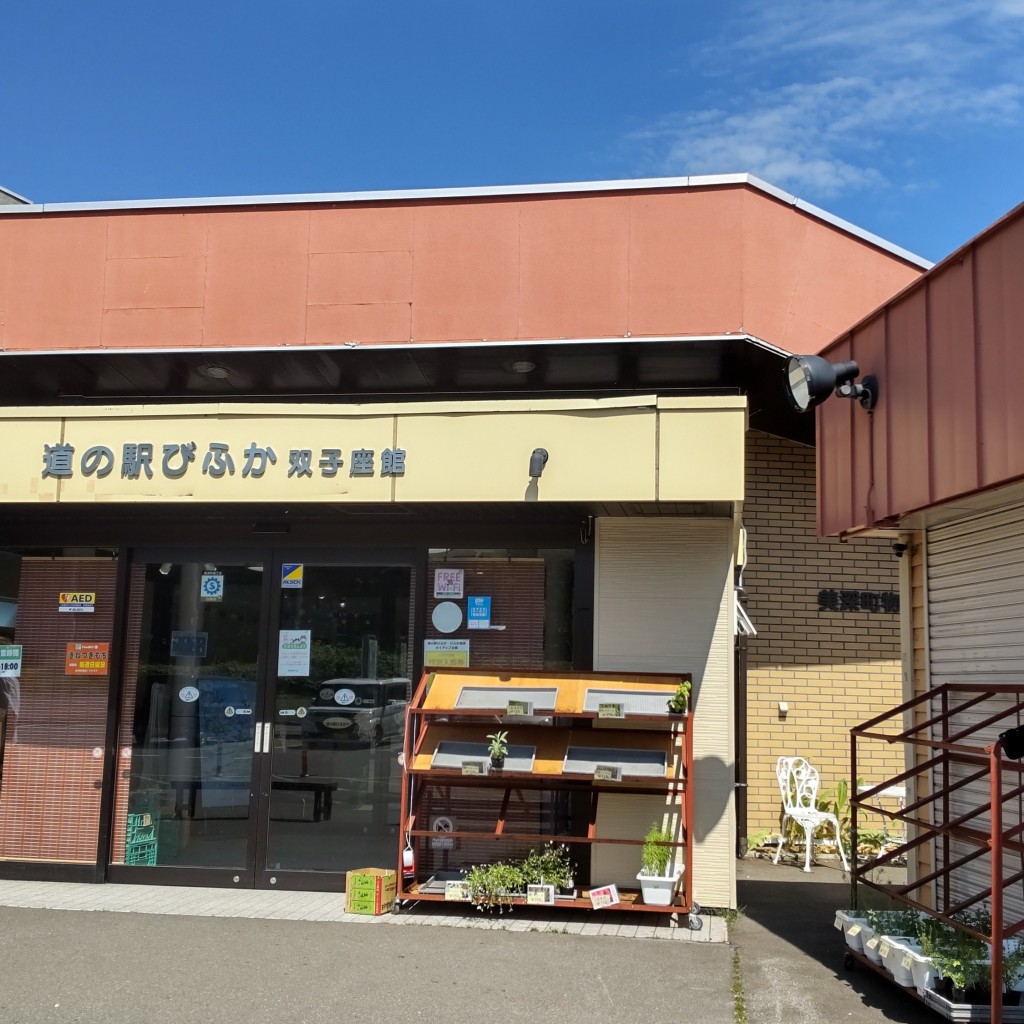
[776,756,820,812]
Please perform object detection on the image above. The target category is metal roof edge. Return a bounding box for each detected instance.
[0,332,770,360]
[0,184,31,205]
[0,171,929,269]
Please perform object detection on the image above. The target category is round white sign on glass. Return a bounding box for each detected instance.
[431,601,463,634]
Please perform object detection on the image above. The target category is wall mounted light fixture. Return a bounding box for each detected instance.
[785,355,879,413]
[529,448,549,478]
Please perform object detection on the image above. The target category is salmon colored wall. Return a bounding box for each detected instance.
[818,201,1024,536]
[0,185,920,354]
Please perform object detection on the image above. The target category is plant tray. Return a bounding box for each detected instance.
[563,746,667,778]
[582,688,675,716]
[430,741,536,773]
[922,988,1024,1022]
[454,687,558,712]
[419,871,468,894]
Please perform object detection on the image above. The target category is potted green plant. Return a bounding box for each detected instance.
[635,820,682,905]
[486,729,508,770]
[521,842,575,896]
[667,680,691,715]
[463,860,525,913]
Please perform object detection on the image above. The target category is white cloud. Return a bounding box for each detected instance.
[632,0,1024,199]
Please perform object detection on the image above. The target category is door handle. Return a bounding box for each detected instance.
[263,721,272,754]
[254,721,263,753]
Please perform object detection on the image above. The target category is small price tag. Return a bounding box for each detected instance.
[444,881,472,902]
[461,760,485,776]
[847,924,862,936]
[866,937,880,951]
[879,941,891,958]
[598,702,624,719]
[901,954,914,971]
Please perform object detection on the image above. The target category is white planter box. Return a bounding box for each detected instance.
[880,935,918,987]
[834,910,870,952]
[636,869,683,906]
[863,928,885,964]
[906,947,937,996]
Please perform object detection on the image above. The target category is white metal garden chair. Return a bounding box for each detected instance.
[773,756,850,872]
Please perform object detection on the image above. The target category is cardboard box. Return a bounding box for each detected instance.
[345,867,398,915]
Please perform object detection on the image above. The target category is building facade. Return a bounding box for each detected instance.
[0,175,926,907]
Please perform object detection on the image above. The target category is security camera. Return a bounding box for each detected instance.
[891,542,908,559]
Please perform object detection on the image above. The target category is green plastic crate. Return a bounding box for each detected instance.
[124,839,158,866]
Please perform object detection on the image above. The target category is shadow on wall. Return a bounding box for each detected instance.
[693,755,733,842]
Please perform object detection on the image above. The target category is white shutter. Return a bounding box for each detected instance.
[926,503,1024,919]
[593,517,735,908]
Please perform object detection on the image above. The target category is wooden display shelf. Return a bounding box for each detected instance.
[404,883,689,914]
[398,668,695,916]
[410,722,684,781]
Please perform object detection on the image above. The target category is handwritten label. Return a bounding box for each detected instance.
[527,884,555,906]
[506,700,532,717]
[461,760,485,776]
[597,702,624,719]
[594,764,622,782]
[444,881,472,902]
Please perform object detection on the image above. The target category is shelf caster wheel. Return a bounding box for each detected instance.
[843,951,855,970]
[688,912,703,930]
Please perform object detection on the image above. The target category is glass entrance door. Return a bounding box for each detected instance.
[256,563,412,888]
[114,559,264,882]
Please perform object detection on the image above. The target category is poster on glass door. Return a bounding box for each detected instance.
[278,629,312,676]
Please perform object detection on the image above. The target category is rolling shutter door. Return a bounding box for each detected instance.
[927,502,1024,916]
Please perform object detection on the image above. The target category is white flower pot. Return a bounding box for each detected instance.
[636,869,683,906]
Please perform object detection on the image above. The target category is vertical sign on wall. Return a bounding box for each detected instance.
[466,596,491,630]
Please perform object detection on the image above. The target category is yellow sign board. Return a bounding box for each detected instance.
[424,640,470,668]
[58,592,96,613]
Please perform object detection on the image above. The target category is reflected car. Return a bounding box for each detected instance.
[303,678,410,745]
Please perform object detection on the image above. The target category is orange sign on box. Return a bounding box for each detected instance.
[65,642,110,676]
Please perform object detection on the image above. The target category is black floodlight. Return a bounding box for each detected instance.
[1000,725,1024,761]
[784,355,878,413]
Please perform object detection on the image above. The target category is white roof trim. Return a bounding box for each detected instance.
[0,173,931,269]
[0,184,30,205]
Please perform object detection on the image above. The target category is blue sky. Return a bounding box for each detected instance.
[3,0,1023,263]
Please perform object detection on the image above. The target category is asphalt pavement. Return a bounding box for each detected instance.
[0,858,946,1024]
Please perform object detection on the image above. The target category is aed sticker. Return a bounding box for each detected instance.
[334,688,356,706]
[58,591,96,613]
[179,686,200,703]
[296,707,307,719]
[224,706,235,717]
[281,564,304,589]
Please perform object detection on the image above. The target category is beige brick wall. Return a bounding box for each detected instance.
[743,430,903,839]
